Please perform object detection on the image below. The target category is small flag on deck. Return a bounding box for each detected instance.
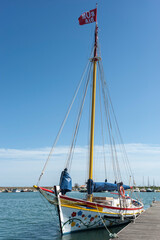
[78,8,97,25]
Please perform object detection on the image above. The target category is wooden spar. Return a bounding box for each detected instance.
[88,23,98,200]
[89,60,97,179]
[33,185,55,194]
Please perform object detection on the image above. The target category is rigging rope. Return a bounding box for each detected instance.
[98,69,107,180]
[38,29,137,192]
[98,61,120,182]
[66,63,92,171]
[37,56,92,186]
[97,42,136,185]
[99,58,135,183]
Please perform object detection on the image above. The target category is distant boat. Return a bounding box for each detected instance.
[21,188,28,192]
[33,6,144,235]
[2,189,9,193]
[79,188,87,193]
[146,188,152,192]
[134,188,140,192]
[151,189,156,192]
[140,188,146,192]
[12,189,21,193]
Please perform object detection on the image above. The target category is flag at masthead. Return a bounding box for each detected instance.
[78,8,97,25]
[78,6,98,200]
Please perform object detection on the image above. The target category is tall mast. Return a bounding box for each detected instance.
[87,20,98,200]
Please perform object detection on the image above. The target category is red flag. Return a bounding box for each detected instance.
[78,8,97,25]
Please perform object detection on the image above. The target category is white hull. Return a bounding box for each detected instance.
[54,187,144,235]
[60,205,130,234]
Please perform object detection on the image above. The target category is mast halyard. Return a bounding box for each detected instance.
[87,23,99,200]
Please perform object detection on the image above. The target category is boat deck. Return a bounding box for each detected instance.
[115,201,160,240]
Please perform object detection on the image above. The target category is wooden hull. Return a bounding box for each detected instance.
[55,187,144,235]
[60,205,131,234]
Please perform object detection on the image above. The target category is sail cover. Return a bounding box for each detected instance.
[59,168,72,195]
[93,182,131,192]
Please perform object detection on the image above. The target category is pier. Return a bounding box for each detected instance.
[116,201,160,240]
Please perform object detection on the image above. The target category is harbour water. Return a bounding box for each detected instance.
[0,191,160,239]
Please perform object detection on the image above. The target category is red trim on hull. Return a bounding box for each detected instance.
[60,195,143,211]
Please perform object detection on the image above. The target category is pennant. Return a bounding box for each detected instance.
[78,8,97,25]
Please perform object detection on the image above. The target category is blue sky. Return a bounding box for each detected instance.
[0,0,160,186]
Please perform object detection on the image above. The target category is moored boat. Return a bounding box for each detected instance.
[34,5,144,235]
[133,187,140,192]
[12,189,21,193]
[140,188,146,192]
[146,188,153,192]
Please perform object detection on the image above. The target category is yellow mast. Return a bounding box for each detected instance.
[87,23,98,201]
[89,60,97,180]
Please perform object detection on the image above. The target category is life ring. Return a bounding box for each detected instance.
[120,186,125,198]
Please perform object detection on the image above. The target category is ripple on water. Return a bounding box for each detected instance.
[0,191,160,239]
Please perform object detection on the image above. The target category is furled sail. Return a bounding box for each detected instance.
[87,180,131,193]
[93,182,131,192]
[59,168,72,195]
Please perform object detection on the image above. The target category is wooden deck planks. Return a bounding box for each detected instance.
[116,201,160,240]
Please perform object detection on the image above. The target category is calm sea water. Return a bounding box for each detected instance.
[0,191,160,240]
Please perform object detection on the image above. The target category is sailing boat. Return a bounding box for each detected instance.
[34,7,144,235]
[146,177,153,192]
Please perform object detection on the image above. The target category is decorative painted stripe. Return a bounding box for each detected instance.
[60,195,143,211]
[61,204,142,216]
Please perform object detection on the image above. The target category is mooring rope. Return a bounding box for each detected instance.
[95,203,117,239]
